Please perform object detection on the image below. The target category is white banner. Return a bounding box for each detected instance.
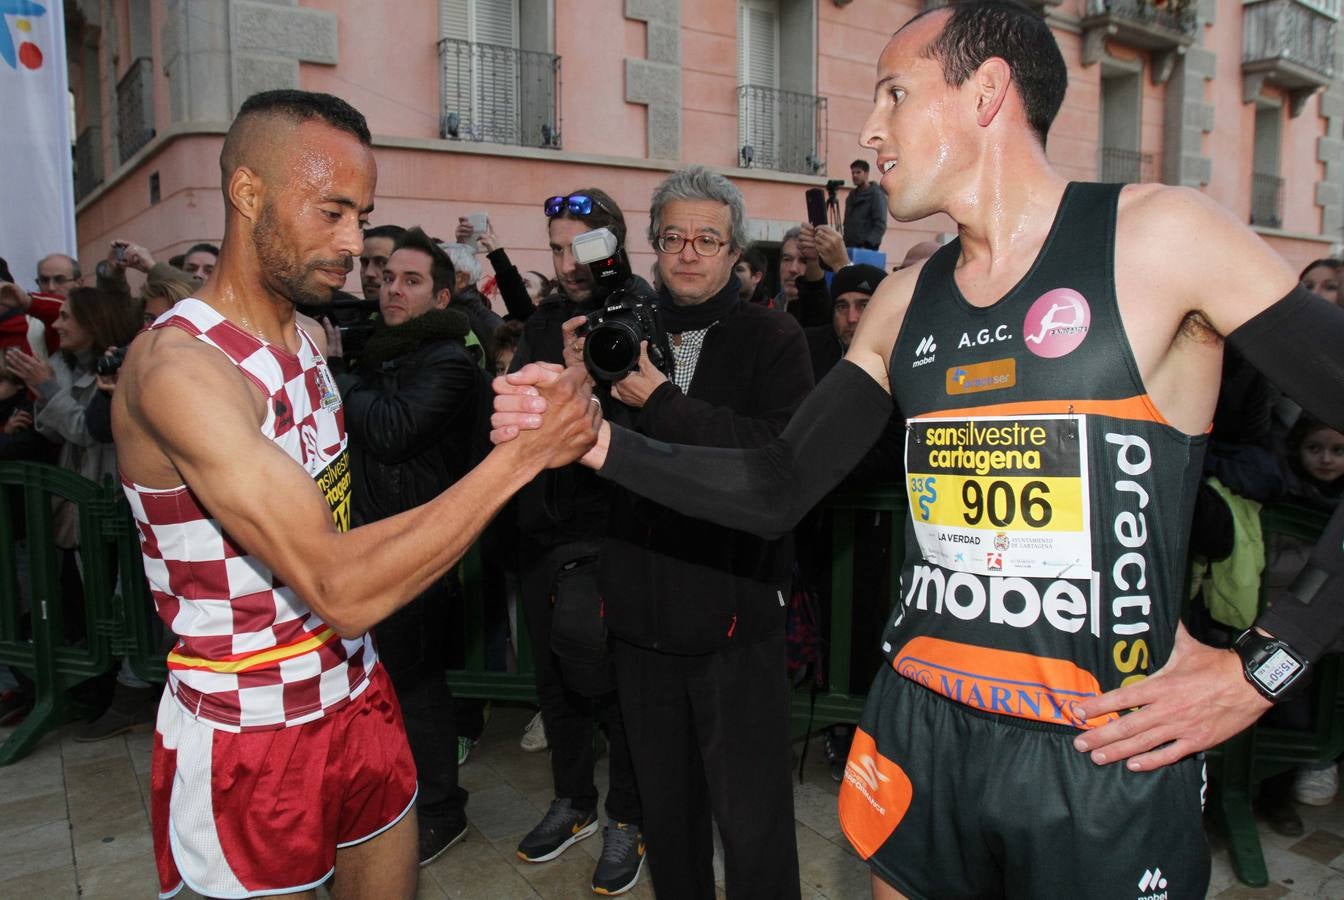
[0,0,76,291]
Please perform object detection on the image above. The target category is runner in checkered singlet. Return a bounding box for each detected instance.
[110,90,599,899]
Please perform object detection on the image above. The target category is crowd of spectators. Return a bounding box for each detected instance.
[2,167,1341,896]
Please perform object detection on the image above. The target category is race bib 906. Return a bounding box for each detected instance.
[905,415,1092,579]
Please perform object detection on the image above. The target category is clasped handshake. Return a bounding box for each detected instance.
[490,316,613,471]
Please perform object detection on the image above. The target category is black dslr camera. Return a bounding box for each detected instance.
[96,345,128,376]
[573,228,673,382]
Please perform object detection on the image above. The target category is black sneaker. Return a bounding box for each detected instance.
[73,683,157,743]
[516,798,599,863]
[418,819,468,867]
[591,821,645,896]
[823,725,853,784]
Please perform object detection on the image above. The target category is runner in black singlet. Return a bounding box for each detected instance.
[493,3,1344,898]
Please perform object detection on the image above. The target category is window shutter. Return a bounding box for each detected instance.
[738,1,779,166]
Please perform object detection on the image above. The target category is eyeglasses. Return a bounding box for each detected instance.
[654,233,727,257]
[544,194,614,219]
[36,274,73,288]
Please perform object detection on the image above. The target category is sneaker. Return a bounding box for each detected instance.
[591,821,645,896]
[1293,762,1339,806]
[457,735,477,766]
[521,710,548,752]
[418,819,468,867]
[73,683,156,742]
[517,798,599,863]
[823,725,852,784]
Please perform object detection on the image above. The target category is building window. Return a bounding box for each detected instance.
[439,0,560,148]
[1098,66,1153,183]
[1250,102,1284,228]
[116,0,155,163]
[737,0,825,175]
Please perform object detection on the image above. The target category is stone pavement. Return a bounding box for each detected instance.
[2,703,1344,898]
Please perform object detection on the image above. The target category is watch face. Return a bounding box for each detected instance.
[1253,648,1302,694]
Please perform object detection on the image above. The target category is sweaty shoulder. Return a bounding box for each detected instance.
[1115,183,1298,334]
[843,263,920,395]
[117,327,268,485]
[297,312,328,356]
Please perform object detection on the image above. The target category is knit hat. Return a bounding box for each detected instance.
[829,263,888,302]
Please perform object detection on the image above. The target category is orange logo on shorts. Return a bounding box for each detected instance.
[838,728,912,860]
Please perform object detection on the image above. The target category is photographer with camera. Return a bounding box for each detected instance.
[564,165,813,899]
[507,187,648,896]
[842,159,888,250]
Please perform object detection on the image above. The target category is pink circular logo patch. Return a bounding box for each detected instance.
[1022,289,1090,358]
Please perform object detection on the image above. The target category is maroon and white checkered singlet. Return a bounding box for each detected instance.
[121,299,377,731]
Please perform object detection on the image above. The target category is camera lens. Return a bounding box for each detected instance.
[584,322,640,380]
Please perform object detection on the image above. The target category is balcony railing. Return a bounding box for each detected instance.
[1082,0,1199,76]
[116,56,155,163]
[74,125,102,202]
[438,38,561,149]
[1084,0,1199,35]
[1251,172,1285,228]
[924,0,1057,11]
[1099,147,1155,183]
[738,85,827,176]
[1242,0,1337,109]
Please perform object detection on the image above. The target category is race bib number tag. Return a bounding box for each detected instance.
[905,415,1091,578]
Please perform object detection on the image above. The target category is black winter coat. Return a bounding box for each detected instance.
[601,294,814,652]
[342,334,489,679]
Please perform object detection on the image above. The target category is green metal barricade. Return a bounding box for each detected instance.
[0,462,122,764]
[1206,502,1344,887]
[790,486,907,735]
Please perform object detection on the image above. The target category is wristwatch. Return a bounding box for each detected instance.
[1233,629,1308,701]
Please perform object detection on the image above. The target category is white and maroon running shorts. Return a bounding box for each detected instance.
[151,665,418,899]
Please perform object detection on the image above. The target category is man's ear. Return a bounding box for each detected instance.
[228,166,265,223]
[973,56,1012,129]
[434,287,453,310]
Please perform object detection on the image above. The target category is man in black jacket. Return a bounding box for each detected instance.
[586,165,813,899]
[342,226,489,867]
[842,158,888,250]
[510,188,648,897]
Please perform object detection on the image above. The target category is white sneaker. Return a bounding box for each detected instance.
[1293,762,1339,806]
[521,711,548,752]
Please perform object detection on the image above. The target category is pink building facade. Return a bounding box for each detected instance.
[66,0,1344,299]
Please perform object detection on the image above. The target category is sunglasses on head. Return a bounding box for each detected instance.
[544,194,612,218]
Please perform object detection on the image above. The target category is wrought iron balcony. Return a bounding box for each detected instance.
[1082,0,1199,81]
[1099,147,1155,184]
[738,84,827,176]
[924,0,1058,12]
[1242,0,1338,116]
[438,38,561,149]
[74,125,102,202]
[116,56,155,163]
[1251,172,1285,229]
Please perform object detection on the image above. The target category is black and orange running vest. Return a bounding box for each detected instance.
[887,182,1206,729]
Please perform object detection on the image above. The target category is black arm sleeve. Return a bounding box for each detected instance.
[487,248,535,321]
[599,359,894,539]
[1228,284,1344,661]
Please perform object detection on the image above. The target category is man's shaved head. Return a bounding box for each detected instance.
[220,90,372,193]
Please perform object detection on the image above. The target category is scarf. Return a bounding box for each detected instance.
[655,274,742,333]
[359,307,471,370]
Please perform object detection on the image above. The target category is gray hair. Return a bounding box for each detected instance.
[647,165,748,251]
[781,226,802,249]
[439,242,480,282]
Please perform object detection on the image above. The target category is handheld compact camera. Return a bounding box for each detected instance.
[572,228,673,382]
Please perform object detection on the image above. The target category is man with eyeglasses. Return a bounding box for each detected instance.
[561,165,812,899]
[36,253,80,298]
[508,187,649,897]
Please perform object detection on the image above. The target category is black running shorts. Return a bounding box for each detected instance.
[838,665,1210,900]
